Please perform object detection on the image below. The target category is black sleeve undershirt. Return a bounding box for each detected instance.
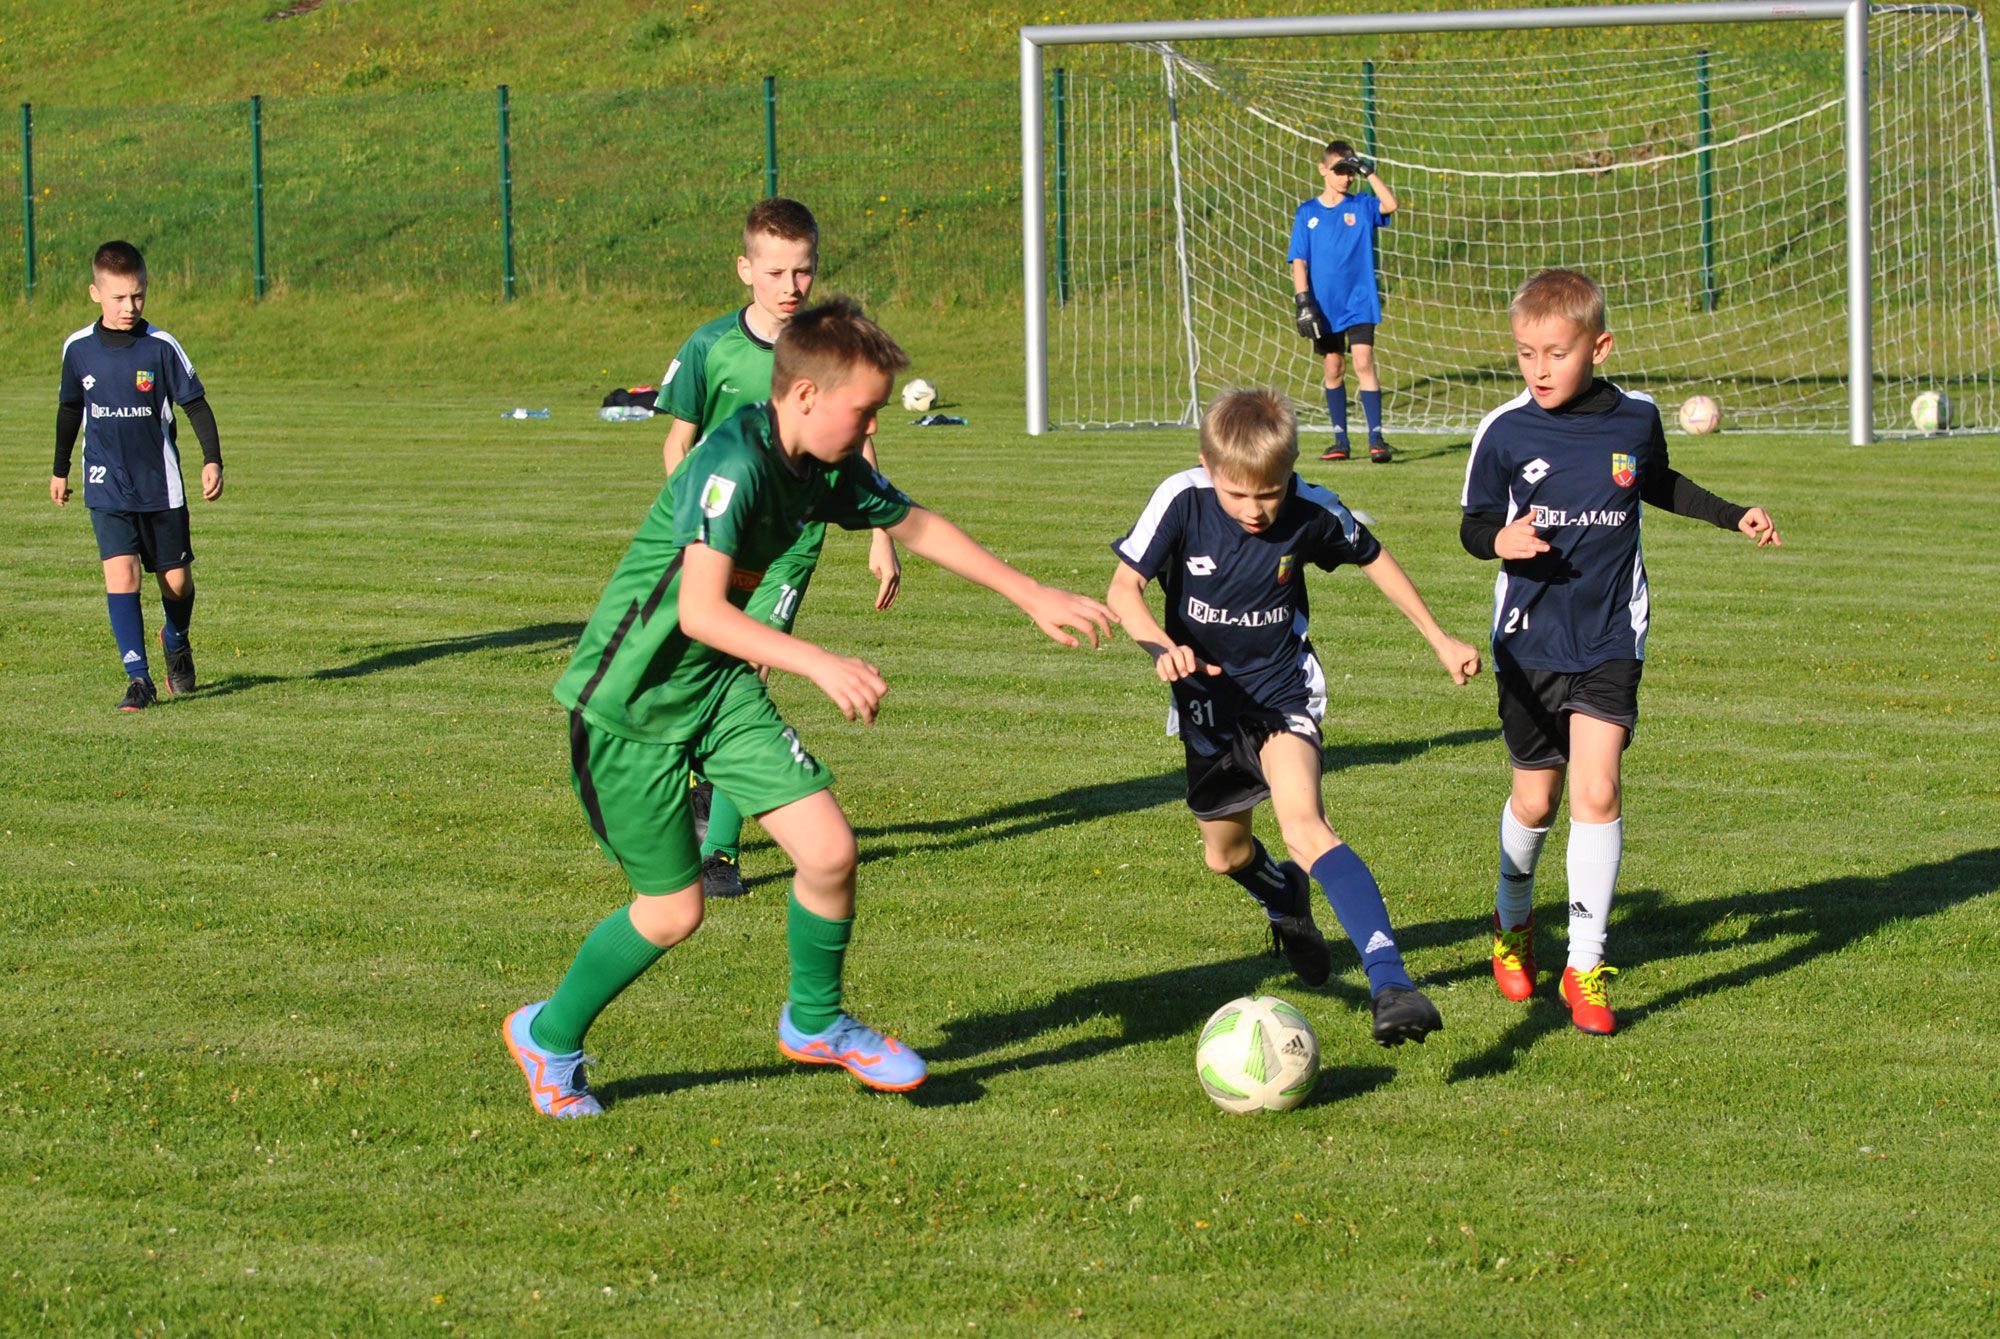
[179,396,223,466]
[1461,510,1503,560]
[54,401,83,477]
[1639,466,1746,531]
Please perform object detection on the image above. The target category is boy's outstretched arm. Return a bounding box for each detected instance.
[1358,548,1481,684]
[1107,562,1220,683]
[860,435,900,611]
[679,542,888,723]
[886,506,1116,649]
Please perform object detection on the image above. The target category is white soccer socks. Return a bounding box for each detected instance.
[1497,798,1549,928]
[1564,817,1623,971]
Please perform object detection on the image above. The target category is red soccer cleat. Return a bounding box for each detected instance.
[1491,913,1536,1002]
[1560,963,1620,1035]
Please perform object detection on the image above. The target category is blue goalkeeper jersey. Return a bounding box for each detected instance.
[1288,192,1390,329]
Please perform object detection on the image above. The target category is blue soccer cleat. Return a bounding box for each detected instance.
[504,1001,604,1118]
[776,1005,928,1092]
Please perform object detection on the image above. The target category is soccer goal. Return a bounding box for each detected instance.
[1021,2,2000,441]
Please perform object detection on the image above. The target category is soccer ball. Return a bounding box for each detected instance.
[901,378,937,413]
[1910,389,1951,434]
[1194,994,1319,1114]
[1677,394,1721,435]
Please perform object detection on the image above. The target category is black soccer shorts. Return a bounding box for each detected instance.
[90,506,194,573]
[1311,322,1378,357]
[1180,698,1324,820]
[1496,658,1643,770]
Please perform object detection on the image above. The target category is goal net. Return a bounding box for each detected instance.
[1031,4,2000,437]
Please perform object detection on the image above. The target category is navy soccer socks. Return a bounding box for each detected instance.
[107,592,149,681]
[1360,389,1385,442]
[1311,844,1414,995]
[1324,386,1349,443]
[1224,839,1293,921]
[161,590,194,653]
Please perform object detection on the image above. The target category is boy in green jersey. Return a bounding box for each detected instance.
[658,197,900,899]
[506,298,1116,1116]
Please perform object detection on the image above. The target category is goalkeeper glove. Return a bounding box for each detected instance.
[1293,292,1329,341]
[1335,156,1373,178]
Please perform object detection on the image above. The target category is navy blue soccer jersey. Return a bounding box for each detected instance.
[1459,382,1669,672]
[60,320,205,512]
[1114,468,1382,741]
[1287,193,1389,330]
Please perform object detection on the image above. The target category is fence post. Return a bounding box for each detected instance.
[20,103,34,302]
[1697,50,1718,313]
[763,75,779,198]
[1362,60,1377,161]
[1053,67,1070,305]
[250,95,267,299]
[497,84,515,301]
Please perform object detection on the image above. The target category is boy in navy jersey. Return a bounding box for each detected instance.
[50,241,224,710]
[1289,140,1399,463]
[1109,389,1481,1047]
[1460,269,1780,1034]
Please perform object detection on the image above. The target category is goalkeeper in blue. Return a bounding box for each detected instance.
[1107,388,1482,1046]
[1289,140,1399,463]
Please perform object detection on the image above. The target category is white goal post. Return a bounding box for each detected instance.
[1020,2,2000,442]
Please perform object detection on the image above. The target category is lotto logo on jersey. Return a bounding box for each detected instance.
[1275,553,1295,585]
[1307,217,1320,230]
[1611,453,1636,487]
[135,369,155,392]
[700,474,737,518]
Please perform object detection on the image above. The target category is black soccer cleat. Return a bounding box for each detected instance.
[159,631,196,695]
[118,678,159,712]
[1267,861,1332,988]
[1319,437,1352,462]
[1370,984,1443,1047]
[689,778,714,846]
[700,851,748,899]
[1367,437,1394,464]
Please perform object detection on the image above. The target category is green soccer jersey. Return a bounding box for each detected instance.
[655,308,775,436]
[556,403,915,744]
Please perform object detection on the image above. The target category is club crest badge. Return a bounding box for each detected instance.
[1611,452,1636,487]
[700,474,737,518]
[1342,212,1357,226]
[135,369,155,393]
[1276,553,1295,585]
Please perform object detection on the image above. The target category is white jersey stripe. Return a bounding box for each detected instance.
[144,328,197,379]
[1461,389,1533,508]
[1116,466,1208,566]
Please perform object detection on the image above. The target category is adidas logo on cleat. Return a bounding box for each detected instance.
[1568,900,1592,919]
[1364,930,1396,954]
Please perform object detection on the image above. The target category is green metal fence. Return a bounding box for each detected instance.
[2,78,1022,309]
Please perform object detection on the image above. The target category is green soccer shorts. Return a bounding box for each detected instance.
[744,523,827,634]
[567,677,833,894]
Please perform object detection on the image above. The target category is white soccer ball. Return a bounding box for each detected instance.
[1195,994,1319,1114]
[901,378,937,413]
[1678,394,1721,435]
[1910,389,1951,434]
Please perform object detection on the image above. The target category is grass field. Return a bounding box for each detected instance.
[2,296,1996,1331]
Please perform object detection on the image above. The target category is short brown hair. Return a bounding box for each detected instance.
[1200,389,1298,483]
[744,197,818,254]
[92,240,146,279]
[1321,140,1355,166]
[1511,268,1606,335]
[772,296,910,397]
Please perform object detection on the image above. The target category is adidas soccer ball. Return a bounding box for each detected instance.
[1678,394,1721,435]
[901,378,937,413]
[1911,389,1951,434]
[1195,994,1319,1114]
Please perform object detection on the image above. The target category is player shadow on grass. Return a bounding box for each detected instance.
[191,621,586,699]
[906,953,1397,1110]
[1441,845,2000,1084]
[792,726,1499,879]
